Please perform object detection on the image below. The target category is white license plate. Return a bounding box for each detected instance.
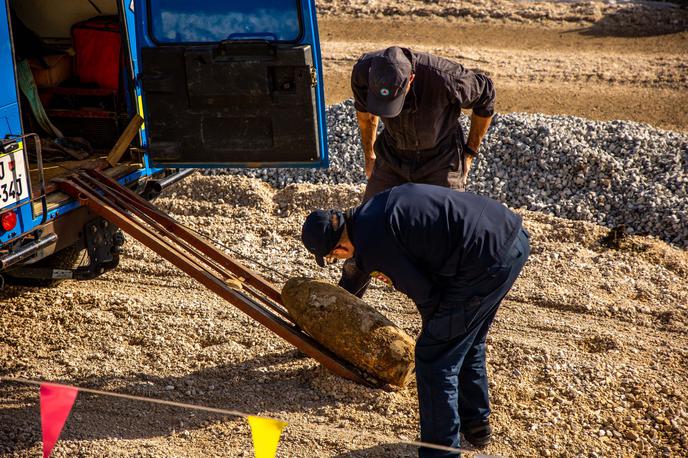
[0,149,30,210]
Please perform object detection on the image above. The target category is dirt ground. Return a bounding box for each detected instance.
[2,2,688,457]
[319,19,688,132]
[1,177,687,457]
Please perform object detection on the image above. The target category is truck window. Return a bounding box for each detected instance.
[148,0,301,43]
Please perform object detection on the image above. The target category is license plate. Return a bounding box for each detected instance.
[0,149,30,210]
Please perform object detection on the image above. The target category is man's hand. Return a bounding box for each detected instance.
[463,152,475,172]
[371,271,392,286]
[461,145,476,188]
[364,154,376,179]
[356,111,380,180]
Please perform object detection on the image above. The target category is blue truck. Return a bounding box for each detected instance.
[0,0,328,287]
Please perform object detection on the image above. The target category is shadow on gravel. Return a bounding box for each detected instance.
[0,285,35,300]
[333,443,418,457]
[0,350,344,453]
[0,378,41,454]
[577,5,688,37]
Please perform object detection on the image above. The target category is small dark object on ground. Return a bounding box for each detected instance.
[600,224,627,250]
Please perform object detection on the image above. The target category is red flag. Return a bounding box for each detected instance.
[39,383,78,458]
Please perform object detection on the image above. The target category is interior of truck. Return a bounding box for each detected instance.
[8,0,325,210]
[8,0,139,202]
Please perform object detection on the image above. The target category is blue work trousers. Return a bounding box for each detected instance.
[415,228,530,457]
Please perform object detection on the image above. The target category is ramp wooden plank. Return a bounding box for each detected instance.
[106,114,143,167]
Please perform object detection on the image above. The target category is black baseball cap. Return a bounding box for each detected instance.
[301,210,346,267]
[367,47,413,118]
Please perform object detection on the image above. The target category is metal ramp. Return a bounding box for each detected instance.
[56,169,376,387]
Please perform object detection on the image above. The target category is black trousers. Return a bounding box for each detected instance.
[362,158,465,202]
[416,229,530,457]
[338,159,464,297]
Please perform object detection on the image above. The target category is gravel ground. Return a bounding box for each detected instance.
[317,0,688,35]
[2,1,687,457]
[214,100,688,246]
[1,175,687,457]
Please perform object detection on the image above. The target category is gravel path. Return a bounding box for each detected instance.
[2,175,687,457]
[320,41,688,90]
[1,2,687,457]
[213,100,688,246]
[317,0,688,35]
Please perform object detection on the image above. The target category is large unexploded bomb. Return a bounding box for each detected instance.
[281,277,415,387]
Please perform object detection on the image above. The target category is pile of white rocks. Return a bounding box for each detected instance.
[211,100,688,246]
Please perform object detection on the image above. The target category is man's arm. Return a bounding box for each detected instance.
[356,111,380,179]
[464,112,493,173]
[446,66,496,178]
[350,57,380,179]
[376,254,440,321]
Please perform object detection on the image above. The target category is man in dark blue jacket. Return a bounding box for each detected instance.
[301,183,530,457]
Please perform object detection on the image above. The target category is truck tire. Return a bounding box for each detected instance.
[4,244,84,288]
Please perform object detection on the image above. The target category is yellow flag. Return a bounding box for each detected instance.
[247,416,288,458]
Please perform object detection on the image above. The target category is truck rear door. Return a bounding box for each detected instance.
[131,0,327,168]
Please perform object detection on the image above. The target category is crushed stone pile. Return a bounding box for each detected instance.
[209,100,688,246]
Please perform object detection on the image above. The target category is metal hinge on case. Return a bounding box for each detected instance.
[310,67,318,87]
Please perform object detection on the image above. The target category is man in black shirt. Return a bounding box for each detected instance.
[301,184,530,457]
[351,46,495,196]
[341,46,496,298]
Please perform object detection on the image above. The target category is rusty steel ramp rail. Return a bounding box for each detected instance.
[56,169,377,387]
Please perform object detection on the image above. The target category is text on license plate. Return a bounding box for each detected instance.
[0,149,30,209]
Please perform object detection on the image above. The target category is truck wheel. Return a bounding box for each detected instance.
[3,244,84,288]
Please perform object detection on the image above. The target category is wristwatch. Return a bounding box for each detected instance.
[464,144,477,157]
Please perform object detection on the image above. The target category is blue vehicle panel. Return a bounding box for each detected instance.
[122,0,152,169]
[0,4,32,246]
[0,3,21,138]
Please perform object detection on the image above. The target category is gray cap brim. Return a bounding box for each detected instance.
[366,91,406,118]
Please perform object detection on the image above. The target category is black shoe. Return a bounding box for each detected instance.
[461,418,492,447]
